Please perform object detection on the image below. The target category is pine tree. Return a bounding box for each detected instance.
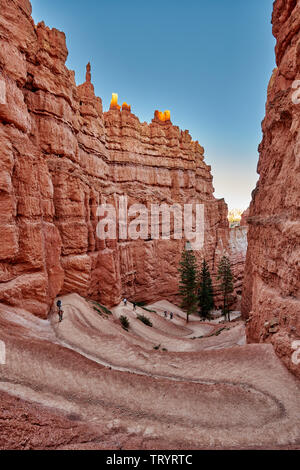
[198,259,214,319]
[217,255,234,321]
[178,246,198,322]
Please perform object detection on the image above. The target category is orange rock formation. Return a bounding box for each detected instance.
[110,93,121,110]
[154,110,171,122]
[122,102,131,112]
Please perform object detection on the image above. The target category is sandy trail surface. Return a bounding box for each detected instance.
[0,294,299,450]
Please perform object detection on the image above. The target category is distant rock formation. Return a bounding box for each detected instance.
[0,0,246,317]
[240,207,249,226]
[242,0,300,377]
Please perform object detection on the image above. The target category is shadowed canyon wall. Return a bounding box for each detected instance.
[0,0,246,318]
[242,0,300,377]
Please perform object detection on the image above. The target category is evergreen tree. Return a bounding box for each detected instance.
[178,246,198,322]
[217,255,234,321]
[198,259,214,319]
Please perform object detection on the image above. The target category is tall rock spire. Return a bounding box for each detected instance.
[86,62,91,83]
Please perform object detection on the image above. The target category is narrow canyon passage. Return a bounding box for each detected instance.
[0,297,299,449]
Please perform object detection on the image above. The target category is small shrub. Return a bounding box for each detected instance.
[99,304,112,315]
[120,315,129,331]
[95,302,112,315]
[141,306,156,313]
[93,306,103,316]
[134,301,156,313]
[153,344,161,350]
[214,327,226,336]
[137,314,153,327]
[91,301,112,316]
[162,348,167,351]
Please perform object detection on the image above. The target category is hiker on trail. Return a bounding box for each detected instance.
[170,312,173,320]
[164,311,167,318]
[58,308,64,322]
[133,302,136,310]
[123,298,127,306]
[56,300,63,322]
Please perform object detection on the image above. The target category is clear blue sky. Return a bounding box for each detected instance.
[31,0,276,210]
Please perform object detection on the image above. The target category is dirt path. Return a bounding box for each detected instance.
[0,294,299,449]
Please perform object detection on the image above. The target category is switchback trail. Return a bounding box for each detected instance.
[0,294,299,449]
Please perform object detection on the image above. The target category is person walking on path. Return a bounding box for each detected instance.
[133,302,136,311]
[123,298,127,306]
[170,312,173,320]
[58,308,64,322]
[164,311,168,318]
[56,299,63,322]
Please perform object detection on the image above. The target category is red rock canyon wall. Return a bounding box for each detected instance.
[242,0,300,377]
[0,0,245,318]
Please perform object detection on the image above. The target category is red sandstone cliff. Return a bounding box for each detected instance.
[242,0,300,377]
[0,0,245,317]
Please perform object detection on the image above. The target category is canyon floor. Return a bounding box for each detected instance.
[0,295,299,450]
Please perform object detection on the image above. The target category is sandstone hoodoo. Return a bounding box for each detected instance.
[0,0,245,318]
[154,109,171,122]
[110,92,122,111]
[242,0,300,378]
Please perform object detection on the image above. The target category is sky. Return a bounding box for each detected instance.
[30,0,276,211]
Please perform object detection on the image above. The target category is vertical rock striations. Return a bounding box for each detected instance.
[242,0,300,376]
